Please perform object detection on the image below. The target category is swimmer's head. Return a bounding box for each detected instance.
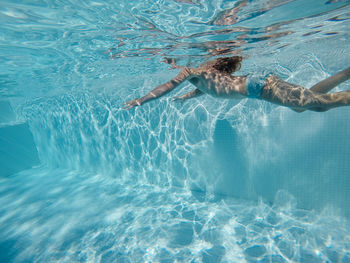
[208,56,242,74]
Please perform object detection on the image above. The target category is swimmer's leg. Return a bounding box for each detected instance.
[309,90,350,112]
[292,67,350,112]
[261,76,350,112]
[173,89,204,101]
[310,67,350,94]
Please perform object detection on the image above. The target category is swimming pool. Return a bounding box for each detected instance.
[1,0,350,262]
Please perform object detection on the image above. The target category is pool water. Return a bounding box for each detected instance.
[1,0,350,262]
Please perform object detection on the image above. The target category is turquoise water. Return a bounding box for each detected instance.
[1,0,350,262]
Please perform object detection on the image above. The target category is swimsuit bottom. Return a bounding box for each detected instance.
[246,72,272,98]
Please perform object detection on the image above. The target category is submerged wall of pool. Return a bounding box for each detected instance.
[6,82,350,217]
[4,51,350,217]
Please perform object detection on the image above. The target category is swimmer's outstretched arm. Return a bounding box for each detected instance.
[124,67,192,109]
[173,89,204,101]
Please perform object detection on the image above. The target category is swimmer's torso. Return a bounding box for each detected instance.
[188,68,247,99]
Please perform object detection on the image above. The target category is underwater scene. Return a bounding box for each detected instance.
[1,0,350,262]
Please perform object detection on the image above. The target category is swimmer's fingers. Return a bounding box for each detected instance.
[123,103,137,110]
[172,96,187,105]
[123,99,141,110]
[172,96,184,102]
[162,57,183,70]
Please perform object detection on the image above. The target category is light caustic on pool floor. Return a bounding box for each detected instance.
[0,168,349,262]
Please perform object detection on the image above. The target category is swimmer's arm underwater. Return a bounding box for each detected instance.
[173,88,204,101]
[123,67,192,109]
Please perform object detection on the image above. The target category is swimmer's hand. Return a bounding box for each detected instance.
[172,96,184,102]
[123,99,142,110]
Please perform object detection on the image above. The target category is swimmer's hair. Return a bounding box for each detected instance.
[211,56,242,74]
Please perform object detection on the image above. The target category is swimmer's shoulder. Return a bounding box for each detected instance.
[190,66,222,77]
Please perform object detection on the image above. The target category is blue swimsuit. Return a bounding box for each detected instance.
[246,73,271,98]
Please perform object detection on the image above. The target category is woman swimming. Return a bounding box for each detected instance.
[124,56,350,112]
